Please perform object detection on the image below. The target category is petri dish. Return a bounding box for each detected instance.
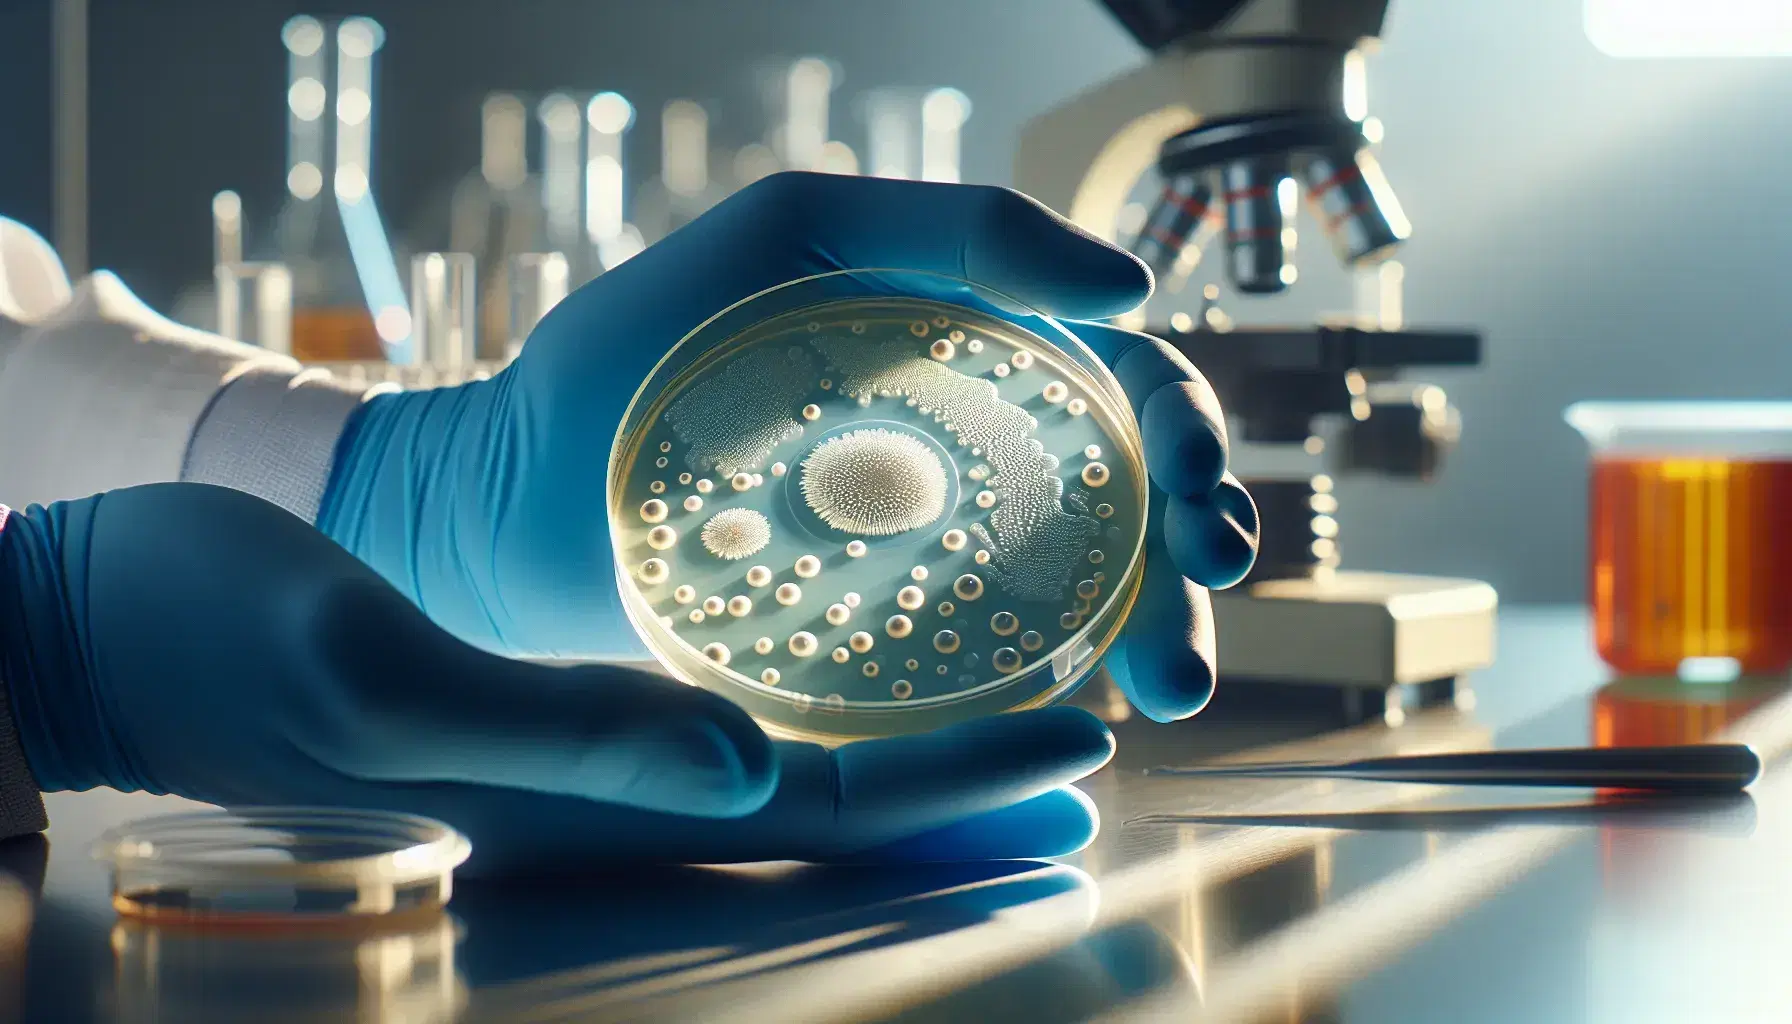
[93,807,472,928]
[609,269,1148,742]
[1565,401,1792,677]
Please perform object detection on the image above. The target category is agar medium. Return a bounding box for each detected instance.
[609,270,1148,743]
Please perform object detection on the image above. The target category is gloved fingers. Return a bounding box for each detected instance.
[1160,474,1259,591]
[1104,533,1218,723]
[825,786,1100,863]
[301,577,778,819]
[814,706,1114,846]
[1062,321,1230,496]
[311,707,1114,876]
[743,172,1152,321]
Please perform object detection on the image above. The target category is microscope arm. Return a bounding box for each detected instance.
[1013,0,1389,235]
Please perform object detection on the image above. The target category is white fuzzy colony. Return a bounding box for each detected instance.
[700,508,772,560]
[799,428,949,536]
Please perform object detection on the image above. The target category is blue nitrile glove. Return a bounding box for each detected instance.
[320,171,1258,722]
[0,484,1113,874]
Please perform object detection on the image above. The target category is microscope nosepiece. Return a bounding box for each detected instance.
[1300,146,1410,266]
[1130,174,1217,281]
[1220,157,1296,295]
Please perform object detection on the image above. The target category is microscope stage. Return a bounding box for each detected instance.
[1211,570,1497,689]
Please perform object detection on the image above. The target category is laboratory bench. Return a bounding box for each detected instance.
[4,605,1789,1023]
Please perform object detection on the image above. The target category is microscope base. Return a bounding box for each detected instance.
[1202,570,1497,726]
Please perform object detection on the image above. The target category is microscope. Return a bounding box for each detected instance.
[1018,0,1496,725]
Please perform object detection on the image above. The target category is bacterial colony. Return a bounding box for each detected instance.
[614,300,1145,715]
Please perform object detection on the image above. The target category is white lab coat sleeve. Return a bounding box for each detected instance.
[0,274,373,523]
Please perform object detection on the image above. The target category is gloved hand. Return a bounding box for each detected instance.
[320,171,1258,722]
[0,484,1113,874]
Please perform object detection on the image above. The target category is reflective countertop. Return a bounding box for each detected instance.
[5,606,1789,1023]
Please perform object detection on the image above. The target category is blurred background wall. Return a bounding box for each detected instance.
[1,0,1789,604]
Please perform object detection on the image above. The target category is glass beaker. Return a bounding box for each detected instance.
[213,261,293,354]
[1565,402,1792,676]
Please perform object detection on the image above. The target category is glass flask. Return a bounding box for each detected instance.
[270,15,407,363]
[1565,402,1792,677]
[610,270,1148,742]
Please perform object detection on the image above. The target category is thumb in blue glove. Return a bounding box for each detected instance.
[0,484,1112,874]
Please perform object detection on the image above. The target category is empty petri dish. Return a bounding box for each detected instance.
[610,269,1148,742]
[93,807,471,927]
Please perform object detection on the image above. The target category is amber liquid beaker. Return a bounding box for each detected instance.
[1569,403,1792,677]
[291,306,385,362]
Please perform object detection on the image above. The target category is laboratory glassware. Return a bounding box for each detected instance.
[449,92,547,358]
[505,251,568,362]
[634,99,732,246]
[610,269,1148,743]
[272,15,407,363]
[407,252,476,373]
[93,807,471,926]
[1565,402,1792,677]
[214,261,294,355]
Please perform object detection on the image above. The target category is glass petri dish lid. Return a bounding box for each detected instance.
[1565,401,1792,458]
[608,269,1149,743]
[93,807,471,927]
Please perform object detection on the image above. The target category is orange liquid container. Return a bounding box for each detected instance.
[1568,403,1792,676]
[290,307,385,362]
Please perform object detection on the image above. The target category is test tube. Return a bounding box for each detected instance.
[408,253,476,371]
[782,58,833,172]
[282,16,327,202]
[662,99,709,198]
[214,262,294,355]
[865,90,915,180]
[539,94,584,271]
[920,88,970,184]
[480,92,528,191]
[506,252,569,362]
[212,190,243,266]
